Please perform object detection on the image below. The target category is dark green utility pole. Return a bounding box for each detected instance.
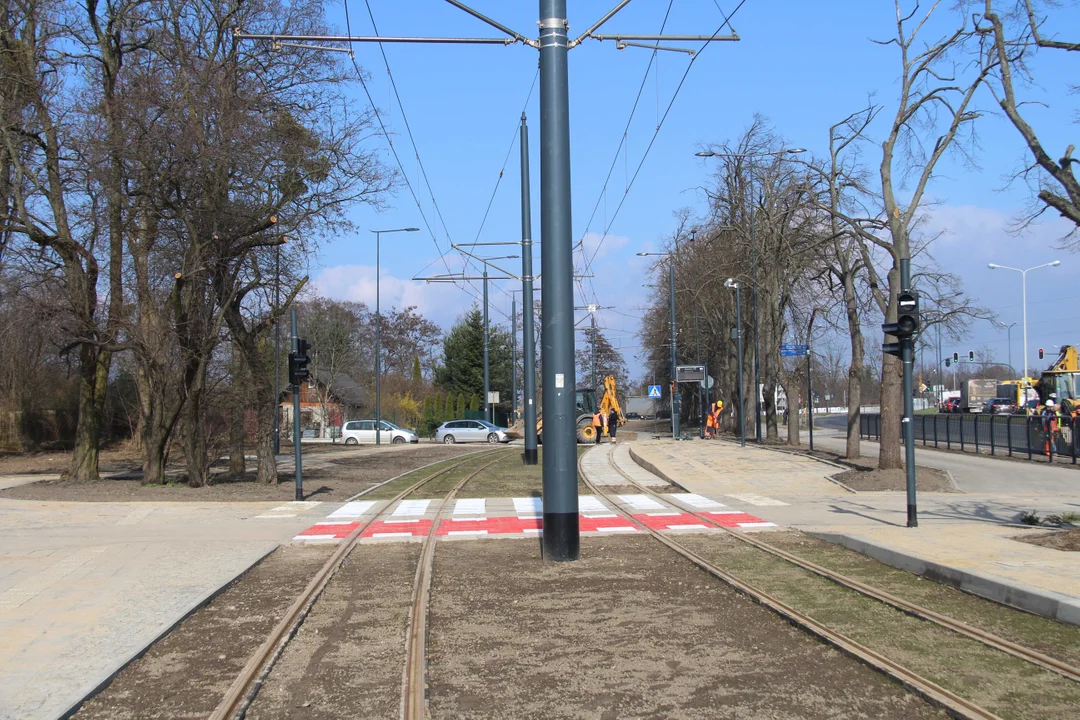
[539,0,579,561]
[521,114,539,466]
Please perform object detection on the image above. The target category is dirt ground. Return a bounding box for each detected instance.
[1016,528,1080,551]
[245,543,422,720]
[0,444,481,502]
[830,466,955,492]
[427,536,944,719]
[72,544,334,719]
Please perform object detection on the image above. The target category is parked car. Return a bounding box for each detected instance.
[625,412,641,420]
[983,398,1016,415]
[435,419,511,444]
[340,419,419,445]
[939,398,960,413]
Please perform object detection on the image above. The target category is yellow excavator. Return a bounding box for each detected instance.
[1038,345,1079,414]
[520,375,625,444]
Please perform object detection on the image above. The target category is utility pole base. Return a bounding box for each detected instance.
[907,505,918,528]
[542,513,580,561]
[523,448,538,466]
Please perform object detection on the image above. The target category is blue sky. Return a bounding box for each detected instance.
[304,0,1080,381]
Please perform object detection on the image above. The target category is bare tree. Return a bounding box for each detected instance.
[977,1,1080,244]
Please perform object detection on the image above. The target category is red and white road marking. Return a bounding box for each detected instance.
[292,494,776,543]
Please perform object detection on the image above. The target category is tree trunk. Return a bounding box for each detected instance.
[843,271,863,459]
[229,343,246,476]
[785,380,800,446]
[183,387,209,487]
[68,344,104,481]
[142,423,169,486]
[879,353,903,469]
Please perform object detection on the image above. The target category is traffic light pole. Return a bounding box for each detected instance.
[668,261,680,440]
[290,308,303,501]
[900,259,917,528]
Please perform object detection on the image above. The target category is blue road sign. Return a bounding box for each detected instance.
[780,344,809,357]
[647,385,662,399]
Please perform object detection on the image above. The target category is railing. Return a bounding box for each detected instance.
[859,412,1078,463]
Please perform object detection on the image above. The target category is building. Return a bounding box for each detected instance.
[279,369,368,440]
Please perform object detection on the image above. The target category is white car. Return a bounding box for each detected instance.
[434,419,511,444]
[340,420,418,445]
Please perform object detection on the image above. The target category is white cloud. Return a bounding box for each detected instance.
[580,231,630,261]
[312,264,477,328]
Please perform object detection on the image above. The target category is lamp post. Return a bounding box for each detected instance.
[988,260,1060,380]
[696,148,805,442]
[371,227,419,444]
[687,229,706,438]
[638,251,679,439]
[724,278,745,447]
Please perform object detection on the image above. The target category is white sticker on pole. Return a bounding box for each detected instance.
[555,373,564,388]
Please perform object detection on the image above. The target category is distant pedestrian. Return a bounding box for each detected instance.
[592,410,604,444]
[608,407,619,443]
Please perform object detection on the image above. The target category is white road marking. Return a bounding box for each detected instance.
[667,493,726,509]
[645,512,681,517]
[385,519,421,524]
[314,520,357,526]
[737,522,778,528]
[254,514,297,519]
[393,499,432,516]
[597,526,636,533]
[666,524,709,530]
[286,501,322,508]
[513,497,543,515]
[294,534,339,542]
[329,500,377,518]
[584,513,617,519]
[708,510,743,515]
[448,530,488,536]
[579,495,608,512]
[726,493,789,507]
[372,532,416,538]
[454,498,486,515]
[617,494,666,510]
[522,528,542,534]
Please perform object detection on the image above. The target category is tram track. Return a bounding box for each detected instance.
[602,444,1080,684]
[578,445,1008,720]
[209,448,509,720]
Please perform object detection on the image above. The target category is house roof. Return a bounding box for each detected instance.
[283,367,368,408]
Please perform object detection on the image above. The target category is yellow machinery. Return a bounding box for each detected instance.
[1038,345,1080,414]
[531,375,624,444]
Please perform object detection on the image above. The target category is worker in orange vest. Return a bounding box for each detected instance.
[705,402,717,438]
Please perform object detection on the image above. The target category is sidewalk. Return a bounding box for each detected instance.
[0,498,328,720]
[629,438,1080,626]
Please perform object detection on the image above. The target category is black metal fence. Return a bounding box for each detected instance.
[860,412,1078,463]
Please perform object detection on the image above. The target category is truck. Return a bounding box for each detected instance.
[959,379,999,412]
[1037,345,1079,414]
[624,395,655,419]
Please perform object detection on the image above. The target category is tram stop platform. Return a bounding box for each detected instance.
[629,438,1080,626]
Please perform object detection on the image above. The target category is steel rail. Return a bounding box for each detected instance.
[577,448,1003,720]
[610,445,1080,684]
[209,449,505,720]
[401,450,512,720]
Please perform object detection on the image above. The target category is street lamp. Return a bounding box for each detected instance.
[723,278,745,447]
[988,260,1060,380]
[638,250,679,439]
[696,147,806,442]
[371,227,419,445]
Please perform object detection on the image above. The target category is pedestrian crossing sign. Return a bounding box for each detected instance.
[648,385,662,399]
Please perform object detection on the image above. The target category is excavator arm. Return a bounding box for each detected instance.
[597,376,625,426]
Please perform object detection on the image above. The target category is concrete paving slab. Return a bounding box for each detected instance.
[0,474,60,491]
[0,498,328,720]
[628,437,1080,625]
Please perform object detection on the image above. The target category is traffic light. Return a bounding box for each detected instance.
[945,358,951,368]
[289,339,311,385]
[1039,348,1044,360]
[881,290,920,358]
[952,352,959,363]
[968,350,974,362]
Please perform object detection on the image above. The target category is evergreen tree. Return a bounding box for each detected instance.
[433,390,445,423]
[436,308,513,404]
[444,391,455,420]
[412,355,423,384]
[469,393,480,412]
[456,392,467,417]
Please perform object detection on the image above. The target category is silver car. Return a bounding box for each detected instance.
[340,420,419,445]
[435,419,511,444]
